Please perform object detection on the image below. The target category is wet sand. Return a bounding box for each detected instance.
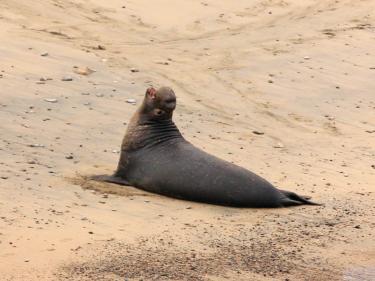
[0,1,374,280]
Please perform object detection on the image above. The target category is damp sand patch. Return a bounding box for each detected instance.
[67,174,150,197]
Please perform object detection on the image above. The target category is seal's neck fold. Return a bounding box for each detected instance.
[122,118,183,151]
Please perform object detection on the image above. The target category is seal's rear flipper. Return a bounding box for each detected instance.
[280,189,312,200]
[280,198,304,207]
[280,190,322,206]
[89,175,131,186]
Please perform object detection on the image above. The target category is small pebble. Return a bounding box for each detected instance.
[130,68,139,73]
[252,130,264,135]
[155,61,169,65]
[40,52,49,57]
[74,66,95,76]
[44,98,58,103]
[65,155,74,160]
[29,144,45,148]
[126,99,137,105]
[61,76,73,81]
[273,142,284,148]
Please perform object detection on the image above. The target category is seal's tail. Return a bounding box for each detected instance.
[279,189,322,206]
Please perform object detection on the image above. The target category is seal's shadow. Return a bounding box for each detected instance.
[67,174,150,197]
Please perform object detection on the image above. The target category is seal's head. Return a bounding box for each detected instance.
[141,87,177,121]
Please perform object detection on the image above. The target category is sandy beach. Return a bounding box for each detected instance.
[0,0,374,280]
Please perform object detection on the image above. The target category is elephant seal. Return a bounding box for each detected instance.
[92,86,320,207]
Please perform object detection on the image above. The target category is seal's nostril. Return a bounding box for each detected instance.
[155,109,164,115]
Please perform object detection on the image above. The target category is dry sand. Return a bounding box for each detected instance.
[0,0,374,280]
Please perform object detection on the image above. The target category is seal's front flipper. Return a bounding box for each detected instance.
[89,175,131,186]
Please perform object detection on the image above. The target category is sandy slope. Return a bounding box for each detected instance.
[0,0,374,280]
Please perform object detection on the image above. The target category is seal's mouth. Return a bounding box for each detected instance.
[164,98,176,111]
